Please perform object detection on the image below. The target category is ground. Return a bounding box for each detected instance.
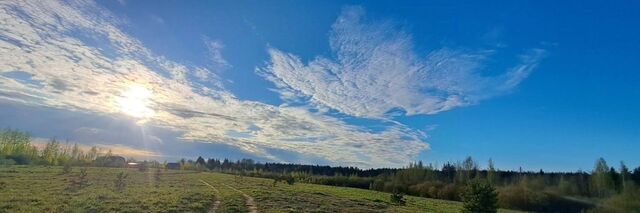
[0,166,521,212]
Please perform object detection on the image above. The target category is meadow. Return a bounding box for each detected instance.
[0,165,522,213]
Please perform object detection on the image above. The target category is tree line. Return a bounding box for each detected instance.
[0,128,161,167]
[2,128,639,212]
[181,158,640,211]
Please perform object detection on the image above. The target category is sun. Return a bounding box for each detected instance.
[116,84,155,118]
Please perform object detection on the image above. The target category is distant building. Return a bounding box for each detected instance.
[166,162,181,170]
[126,162,139,168]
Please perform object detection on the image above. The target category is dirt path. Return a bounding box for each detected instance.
[199,180,221,213]
[222,183,259,213]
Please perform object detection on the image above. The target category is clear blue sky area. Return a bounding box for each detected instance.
[1,0,638,171]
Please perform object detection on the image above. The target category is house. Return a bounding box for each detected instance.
[166,162,181,170]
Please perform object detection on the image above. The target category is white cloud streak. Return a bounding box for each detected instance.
[0,1,427,168]
[260,6,545,119]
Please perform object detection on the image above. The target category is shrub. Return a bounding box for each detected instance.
[390,191,406,205]
[438,184,460,201]
[66,167,89,192]
[461,181,498,213]
[114,172,128,193]
[599,186,640,212]
[285,176,295,185]
[0,158,16,165]
[62,163,72,174]
[271,175,295,186]
[7,153,31,165]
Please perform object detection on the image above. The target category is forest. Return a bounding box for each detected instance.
[1,128,639,212]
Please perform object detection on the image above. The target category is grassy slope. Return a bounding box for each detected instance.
[0,166,521,212]
[0,166,213,212]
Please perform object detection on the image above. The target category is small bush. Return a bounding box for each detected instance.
[271,175,295,186]
[6,153,31,165]
[66,167,89,192]
[285,176,295,185]
[438,184,460,201]
[0,158,16,165]
[461,181,498,213]
[390,189,406,205]
[62,164,72,174]
[599,186,640,212]
[114,171,128,193]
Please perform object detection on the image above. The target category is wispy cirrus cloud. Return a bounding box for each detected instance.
[0,1,427,168]
[260,6,545,119]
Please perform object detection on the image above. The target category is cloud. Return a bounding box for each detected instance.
[0,1,427,168]
[260,6,546,118]
[205,39,231,69]
[149,14,165,24]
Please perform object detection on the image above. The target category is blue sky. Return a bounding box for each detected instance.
[1,1,639,171]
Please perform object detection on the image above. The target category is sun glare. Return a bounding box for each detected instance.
[116,84,155,118]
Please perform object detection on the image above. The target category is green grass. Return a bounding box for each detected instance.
[0,166,522,212]
[0,166,213,212]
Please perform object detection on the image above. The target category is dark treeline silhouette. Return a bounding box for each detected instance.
[2,128,639,212]
[184,155,640,212]
[199,157,398,177]
[182,158,640,212]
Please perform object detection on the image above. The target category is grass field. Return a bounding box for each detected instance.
[0,166,521,212]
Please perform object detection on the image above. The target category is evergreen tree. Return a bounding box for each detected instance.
[196,156,206,166]
[619,162,631,190]
[461,181,498,213]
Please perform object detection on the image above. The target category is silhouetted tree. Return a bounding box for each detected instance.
[196,156,206,166]
[592,158,614,197]
[487,159,498,186]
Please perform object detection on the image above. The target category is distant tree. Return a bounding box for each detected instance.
[487,159,498,186]
[619,162,631,190]
[442,163,456,182]
[196,156,206,166]
[592,158,614,196]
[41,138,61,165]
[609,167,622,193]
[461,181,498,213]
[180,158,187,170]
[631,167,640,186]
[87,146,98,161]
[457,157,478,184]
[206,158,216,170]
[70,143,81,161]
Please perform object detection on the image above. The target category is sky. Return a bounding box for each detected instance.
[1,0,639,171]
